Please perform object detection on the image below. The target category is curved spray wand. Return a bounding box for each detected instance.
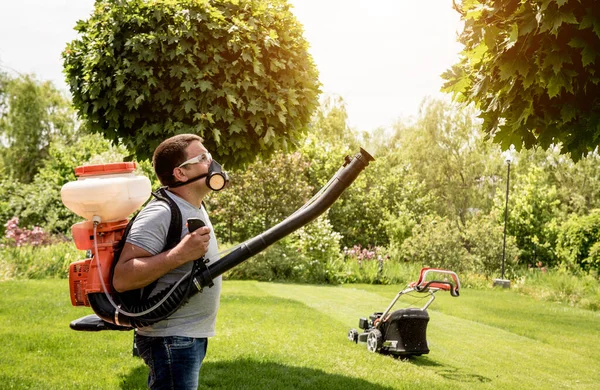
[76,148,374,329]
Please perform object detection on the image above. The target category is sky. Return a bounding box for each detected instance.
[0,0,463,132]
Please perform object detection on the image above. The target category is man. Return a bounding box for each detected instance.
[113,134,222,389]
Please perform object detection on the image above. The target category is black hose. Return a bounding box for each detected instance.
[88,148,375,328]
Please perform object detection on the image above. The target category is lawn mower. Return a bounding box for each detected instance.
[347,268,460,357]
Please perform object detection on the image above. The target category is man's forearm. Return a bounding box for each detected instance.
[112,247,187,292]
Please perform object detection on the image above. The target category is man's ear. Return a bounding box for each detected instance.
[172,167,188,183]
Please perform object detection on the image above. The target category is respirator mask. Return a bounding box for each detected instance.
[170,156,229,191]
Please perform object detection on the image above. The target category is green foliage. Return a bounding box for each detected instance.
[225,237,303,282]
[63,0,320,168]
[545,148,600,215]
[556,209,600,272]
[503,165,561,266]
[382,204,419,249]
[464,211,519,278]
[207,151,313,243]
[444,0,600,159]
[301,98,359,189]
[226,215,343,284]
[0,74,77,182]
[400,215,473,273]
[514,267,600,310]
[394,208,519,279]
[388,99,505,227]
[299,99,391,248]
[308,96,359,150]
[327,157,396,248]
[290,215,343,283]
[0,242,82,280]
[0,133,119,235]
[336,245,392,284]
[0,179,19,236]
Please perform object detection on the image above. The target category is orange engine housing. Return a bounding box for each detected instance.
[68,220,129,306]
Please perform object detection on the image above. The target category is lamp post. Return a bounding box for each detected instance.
[494,154,512,288]
[501,157,511,279]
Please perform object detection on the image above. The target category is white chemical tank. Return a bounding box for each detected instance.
[61,162,152,222]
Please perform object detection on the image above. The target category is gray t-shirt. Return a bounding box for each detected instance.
[126,190,221,338]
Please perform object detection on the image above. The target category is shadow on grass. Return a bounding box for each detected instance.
[120,358,395,390]
[410,357,491,384]
[402,355,444,366]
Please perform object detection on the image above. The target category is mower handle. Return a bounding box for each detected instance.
[413,280,460,297]
[410,268,461,297]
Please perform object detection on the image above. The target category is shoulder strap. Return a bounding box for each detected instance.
[152,187,182,251]
[136,187,182,301]
[111,187,183,303]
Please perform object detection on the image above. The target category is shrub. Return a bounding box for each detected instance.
[504,166,561,266]
[556,210,600,272]
[464,212,519,278]
[338,244,388,284]
[207,151,313,243]
[400,216,473,274]
[225,237,303,282]
[225,215,343,284]
[291,215,343,283]
[513,266,600,311]
[0,242,83,280]
[0,133,118,235]
[3,217,51,247]
[1,218,76,280]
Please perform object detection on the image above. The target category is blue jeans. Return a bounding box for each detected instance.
[136,334,208,390]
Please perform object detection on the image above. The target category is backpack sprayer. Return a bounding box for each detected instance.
[61,149,375,331]
[61,162,151,311]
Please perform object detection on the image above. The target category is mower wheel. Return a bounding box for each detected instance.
[347,328,359,343]
[366,329,382,353]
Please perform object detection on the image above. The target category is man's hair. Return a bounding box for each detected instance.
[153,134,204,187]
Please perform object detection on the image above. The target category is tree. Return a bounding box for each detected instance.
[63,0,320,168]
[512,145,600,217]
[444,0,600,159]
[390,99,504,228]
[502,165,561,266]
[301,97,360,188]
[556,209,600,272]
[0,74,77,183]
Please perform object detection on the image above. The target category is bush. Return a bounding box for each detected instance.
[0,242,83,280]
[207,151,313,243]
[337,245,388,284]
[0,133,119,235]
[225,215,343,284]
[400,216,473,274]
[556,210,600,272]
[225,237,303,282]
[3,217,52,247]
[513,266,600,311]
[464,212,519,278]
[291,215,343,283]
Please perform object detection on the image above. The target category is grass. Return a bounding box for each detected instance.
[0,280,599,389]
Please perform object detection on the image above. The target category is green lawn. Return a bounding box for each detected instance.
[0,280,598,389]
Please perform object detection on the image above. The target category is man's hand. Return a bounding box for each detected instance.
[113,226,211,293]
[171,226,211,263]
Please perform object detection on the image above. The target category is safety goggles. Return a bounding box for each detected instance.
[178,152,212,168]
